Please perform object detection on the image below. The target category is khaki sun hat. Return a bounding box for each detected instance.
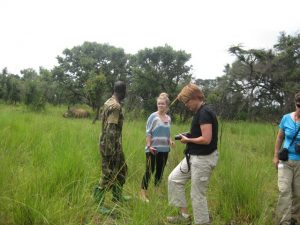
[170,83,204,106]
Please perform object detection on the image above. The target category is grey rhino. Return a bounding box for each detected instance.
[63,108,90,118]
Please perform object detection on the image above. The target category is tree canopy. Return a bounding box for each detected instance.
[1,32,300,120]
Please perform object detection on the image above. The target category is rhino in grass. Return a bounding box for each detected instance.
[63,108,90,118]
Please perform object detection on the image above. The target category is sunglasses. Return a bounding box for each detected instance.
[296,103,300,108]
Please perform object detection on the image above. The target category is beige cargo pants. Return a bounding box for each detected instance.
[276,160,300,225]
[168,151,218,224]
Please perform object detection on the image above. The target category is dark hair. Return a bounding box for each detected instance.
[114,81,126,101]
[114,81,126,94]
[295,92,300,103]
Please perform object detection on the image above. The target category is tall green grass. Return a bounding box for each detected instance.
[0,105,278,224]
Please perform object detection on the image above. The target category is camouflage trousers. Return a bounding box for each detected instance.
[99,151,128,190]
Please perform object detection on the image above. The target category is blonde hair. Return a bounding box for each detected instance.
[177,83,204,104]
[157,92,170,105]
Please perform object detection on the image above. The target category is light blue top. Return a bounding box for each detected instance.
[145,112,171,153]
[279,113,300,160]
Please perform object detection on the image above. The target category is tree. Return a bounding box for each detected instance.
[4,74,22,104]
[209,32,300,121]
[53,42,130,107]
[225,45,285,119]
[0,68,8,100]
[273,32,300,112]
[18,68,46,111]
[0,68,22,104]
[84,73,106,123]
[21,68,38,81]
[23,79,46,111]
[39,67,61,105]
[130,45,192,114]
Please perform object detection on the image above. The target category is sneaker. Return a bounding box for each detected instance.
[166,214,191,224]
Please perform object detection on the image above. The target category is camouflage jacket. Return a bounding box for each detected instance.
[99,96,124,156]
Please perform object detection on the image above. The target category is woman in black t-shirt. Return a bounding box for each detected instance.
[167,84,218,225]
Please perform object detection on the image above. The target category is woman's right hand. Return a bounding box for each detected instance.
[149,146,157,155]
[273,155,279,169]
[274,129,284,170]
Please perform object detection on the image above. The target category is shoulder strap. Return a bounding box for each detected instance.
[289,125,300,148]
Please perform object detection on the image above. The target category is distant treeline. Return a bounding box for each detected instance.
[0,32,299,121]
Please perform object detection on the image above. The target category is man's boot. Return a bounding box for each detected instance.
[291,218,297,225]
[94,186,105,205]
[112,185,131,203]
[94,186,112,214]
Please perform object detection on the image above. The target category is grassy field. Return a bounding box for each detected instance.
[0,105,279,225]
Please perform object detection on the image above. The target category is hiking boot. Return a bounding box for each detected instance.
[112,185,131,203]
[166,214,191,224]
[139,189,149,203]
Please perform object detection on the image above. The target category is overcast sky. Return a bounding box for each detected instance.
[1,0,300,79]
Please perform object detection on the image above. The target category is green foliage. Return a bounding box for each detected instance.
[194,32,300,121]
[53,42,130,107]
[21,68,38,81]
[84,73,106,110]
[211,122,277,224]
[0,105,278,225]
[0,68,7,99]
[0,68,22,105]
[39,67,60,105]
[4,75,22,104]
[1,32,300,121]
[130,45,192,113]
[23,80,46,111]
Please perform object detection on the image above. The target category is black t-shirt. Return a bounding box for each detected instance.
[187,104,218,155]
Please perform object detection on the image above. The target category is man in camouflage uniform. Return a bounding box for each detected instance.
[94,81,129,213]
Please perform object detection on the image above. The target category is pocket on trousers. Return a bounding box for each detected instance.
[200,176,209,182]
[210,151,218,168]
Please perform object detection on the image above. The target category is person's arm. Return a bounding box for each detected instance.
[146,135,157,154]
[146,135,151,147]
[145,114,157,154]
[180,124,212,145]
[273,129,285,169]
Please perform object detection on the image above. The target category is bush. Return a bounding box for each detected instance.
[23,81,46,111]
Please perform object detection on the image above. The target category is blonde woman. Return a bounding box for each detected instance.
[139,93,174,202]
